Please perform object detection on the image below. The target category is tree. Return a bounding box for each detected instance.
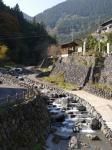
[0,1,56,64]
[13,4,20,12]
[0,44,8,59]
[86,35,97,51]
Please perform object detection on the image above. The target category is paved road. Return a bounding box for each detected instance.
[69,90,112,130]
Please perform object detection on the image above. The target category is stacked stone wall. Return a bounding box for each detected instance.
[51,55,95,87]
[0,94,50,150]
[99,55,112,86]
[51,55,112,99]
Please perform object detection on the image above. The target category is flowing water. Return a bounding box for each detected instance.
[41,88,112,150]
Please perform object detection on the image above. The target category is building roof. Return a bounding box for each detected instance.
[100,18,112,27]
[61,41,78,49]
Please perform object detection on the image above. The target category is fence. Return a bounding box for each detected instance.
[0,74,37,106]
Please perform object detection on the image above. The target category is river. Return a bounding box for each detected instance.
[39,88,112,150]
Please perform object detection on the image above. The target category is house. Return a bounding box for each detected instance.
[97,19,112,34]
[60,41,78,57]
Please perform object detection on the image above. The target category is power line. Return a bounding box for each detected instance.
[0,34,50,40]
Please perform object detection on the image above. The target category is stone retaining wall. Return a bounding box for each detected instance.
[0,74,50,150]
[51,55,94,87]
[51,55,112,99]
[99,55,112,86]
[84,85,112,100]
[0,94,50,150]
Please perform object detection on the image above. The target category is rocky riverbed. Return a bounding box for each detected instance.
[0,73,112,149]
[39,88,112,150]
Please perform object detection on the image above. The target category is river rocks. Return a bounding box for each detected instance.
[2,73,112,148]
[86,134,100,141]
[91,118,102,130]
[68,136,78,149]
[26,79,112,148]
[78,105,86,112]
[91,135,100,141]
[51,113,65,122]
[81,142,89,148]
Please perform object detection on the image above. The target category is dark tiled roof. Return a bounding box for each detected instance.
[61,41,78,48]
[101,19,112,27]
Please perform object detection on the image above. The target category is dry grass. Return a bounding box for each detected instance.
[43,73,79,90]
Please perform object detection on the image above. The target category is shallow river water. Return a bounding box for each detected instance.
[42,89,112,150]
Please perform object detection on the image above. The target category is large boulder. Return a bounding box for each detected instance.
[86,134,100,141]
[51,113,65,122]
[91,118,102,130]
[69,136,78,149]
[78,105,86,111]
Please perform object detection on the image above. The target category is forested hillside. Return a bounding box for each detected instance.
[35,0,112,43]
[0,0,56,65]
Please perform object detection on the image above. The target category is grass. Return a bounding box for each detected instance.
[90,83,112,92]
[43,73,79,90]
[38,66,53,72]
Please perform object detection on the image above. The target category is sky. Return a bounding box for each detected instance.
[3,0,65,16]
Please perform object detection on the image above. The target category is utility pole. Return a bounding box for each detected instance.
[98,33,101,52]
[71,25,74,41]
[107,43,110,55]
[83,39,87,56]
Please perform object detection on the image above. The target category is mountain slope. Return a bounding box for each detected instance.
[0,1,55,64]
[23,12,33,22]
[35,0,112,42]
